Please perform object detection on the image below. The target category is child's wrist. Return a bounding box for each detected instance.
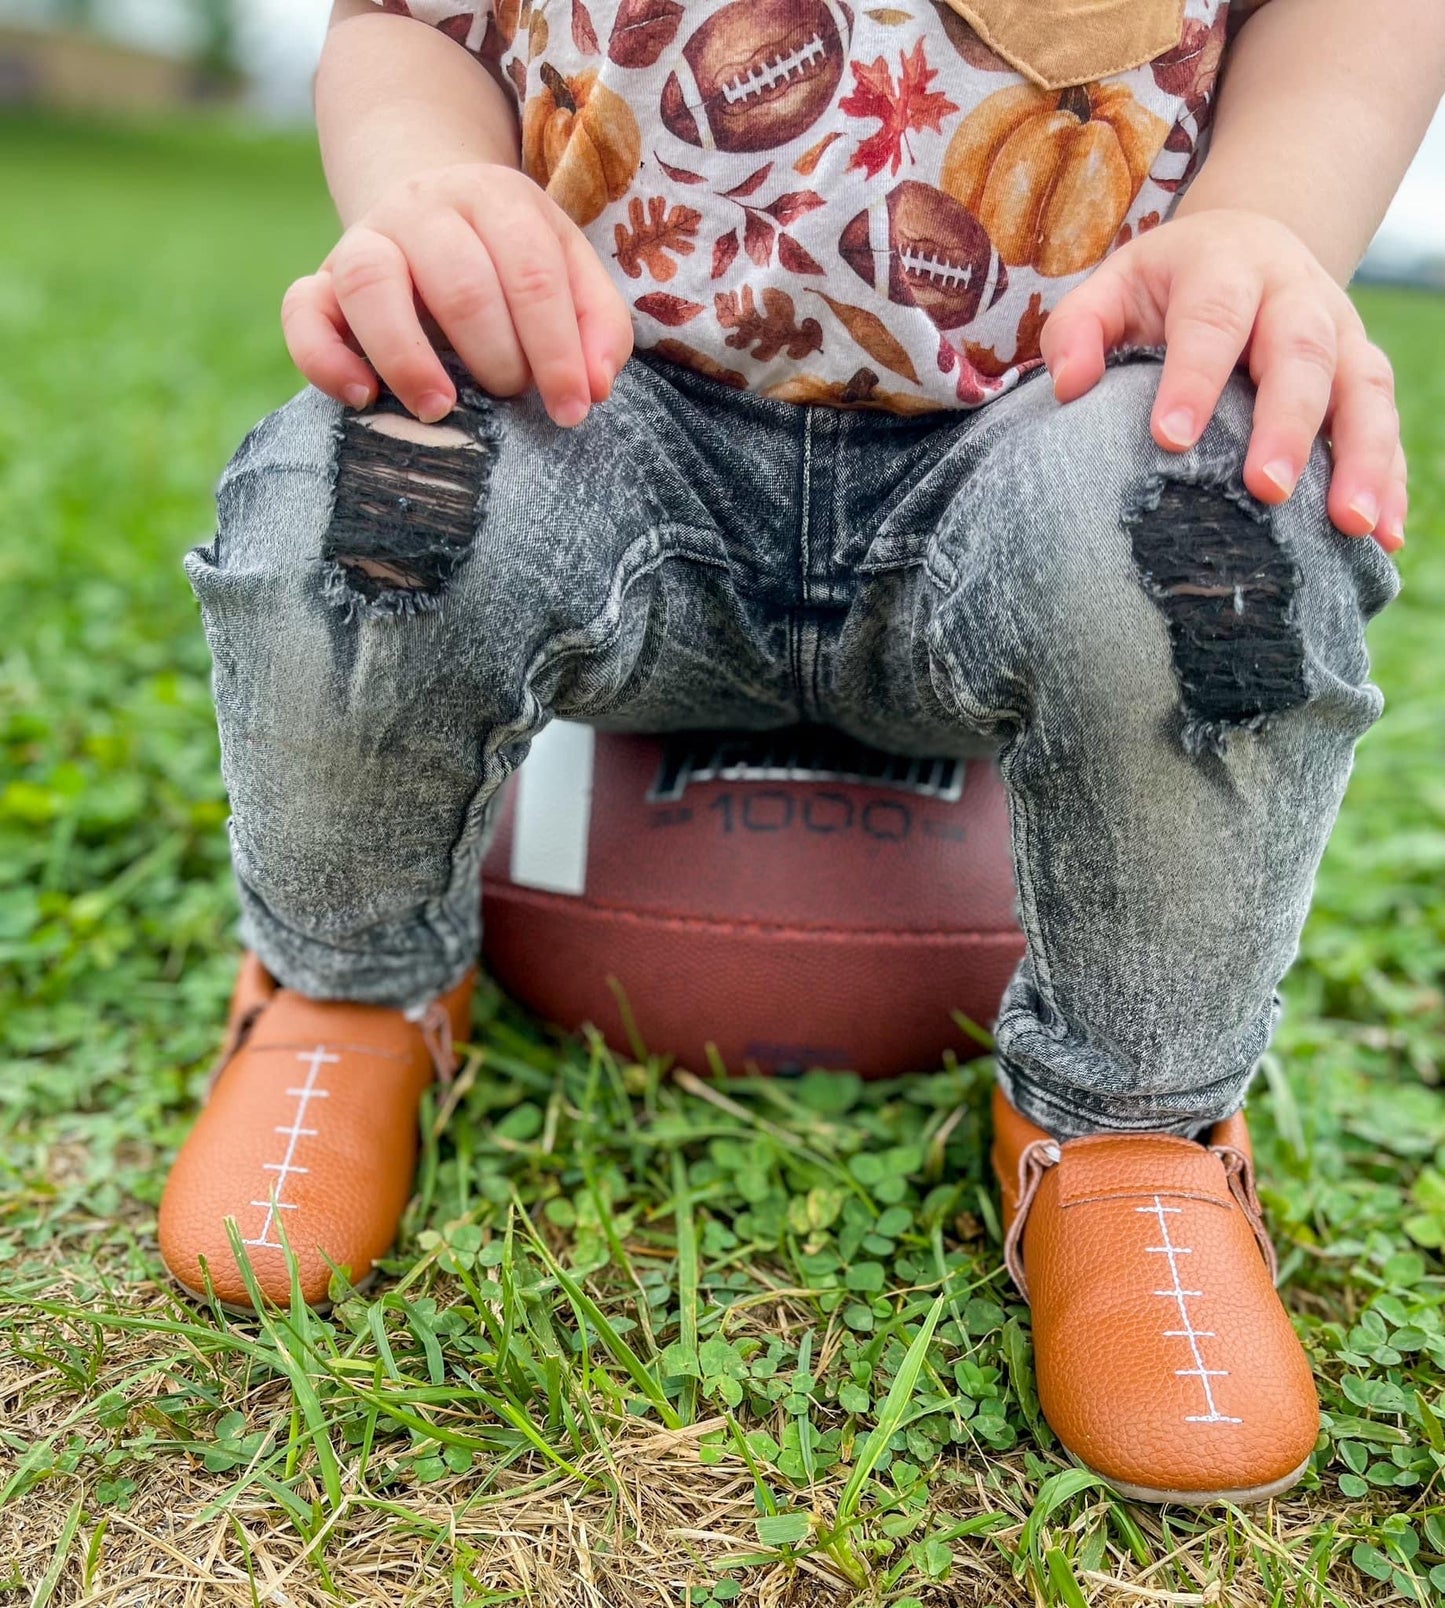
[333,152,523,229]
[1171,176,1352,286]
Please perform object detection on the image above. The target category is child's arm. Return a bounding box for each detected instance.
[284,0,631,427]
[1042,0,1445,552]
[1176,0,1442,285]
[314,0,521,225]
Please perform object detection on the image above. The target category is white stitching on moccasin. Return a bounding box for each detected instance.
[1138,1194,1242,1426]
[242,1047,335,1251]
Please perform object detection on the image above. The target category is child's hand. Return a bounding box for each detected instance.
[1039,209,1406,552]
[281,163,634,428]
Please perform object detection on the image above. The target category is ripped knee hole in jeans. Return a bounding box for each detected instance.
[1125,475,1309,757]
[320,378,502,620]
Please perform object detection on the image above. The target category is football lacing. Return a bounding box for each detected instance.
[721,33,826,105]
[1138,1195,1243,1425]
[900,247,975,291]
[243,1047,335,1252]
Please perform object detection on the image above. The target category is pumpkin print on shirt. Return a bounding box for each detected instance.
[366,0,1271,413]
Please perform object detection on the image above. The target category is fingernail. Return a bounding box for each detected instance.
[1348,491,1379,529]
[417,391,454,424]
[555,397,589,428]
[1159,408,1196,448]
[1051,357,1072,395]
[1260,458,1297,498]
[1378,524,1405,553]
[343,384,373,411]
[598,360,616,395]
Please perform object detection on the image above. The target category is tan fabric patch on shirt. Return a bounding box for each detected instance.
[936,0,1186,91]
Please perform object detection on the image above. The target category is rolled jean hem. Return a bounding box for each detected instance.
[995,1058,1249,1142]
[240,906,476,1012]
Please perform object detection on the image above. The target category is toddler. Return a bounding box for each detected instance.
[158,0,1442,1505]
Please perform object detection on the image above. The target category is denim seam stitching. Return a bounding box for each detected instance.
[993,729,1056,1020]
[918,558,1056,1025]
[855,554,926,577]
[793,412,816,708]
[425,531,729,968]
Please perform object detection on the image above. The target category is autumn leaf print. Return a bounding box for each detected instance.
[655,154,706,186]
[936,332,1009,405]
[764,192,826,227]
[841,40,959,179]
[614,195,702,281]
[811,291,920,385]
[715,287,824,363]
[375,1,491,56]
[724,165,774,201]
[712,230,740,280]
[964,291,1047,376]
[711,179,825,280]
[794,131,844,176]
[571,0,599,53]
[764,368,938,414]
[1113,209,1162,250]
[1152,13,1227,110]
[744,211,775,269]
[776,234,825,275]
[609,0,684,69]
[526,8,547,59]
[635,293,704,326]
[646,339,748,389]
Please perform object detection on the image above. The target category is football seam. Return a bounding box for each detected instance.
[482,883,1022,942]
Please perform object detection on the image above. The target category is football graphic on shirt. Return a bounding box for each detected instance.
[839,181,1007,331]
[660,0,854,153]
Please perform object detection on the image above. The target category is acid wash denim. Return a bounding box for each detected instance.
[187,347,1398,1140]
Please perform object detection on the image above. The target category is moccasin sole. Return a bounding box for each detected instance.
[1079,1452,1312,1507]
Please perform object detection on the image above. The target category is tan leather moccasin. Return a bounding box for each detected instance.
[159,954,473,1311]
[991,1084,1319,1505]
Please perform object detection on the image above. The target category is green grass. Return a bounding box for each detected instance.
[2,114,1444,1606]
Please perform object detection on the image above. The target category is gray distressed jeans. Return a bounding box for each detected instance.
[187,348,1398,1138]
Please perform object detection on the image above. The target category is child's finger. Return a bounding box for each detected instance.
[555,216,634,402]
[329,226,457,422]
[1239,291,1336,506]
[406,212,531,399]
[1323,334,1401,539]
[280,273,378,408]
[1376,446,1408,552]
[491,216,592,428]
[1038,257,1134,401]
[1153,263,1261,452]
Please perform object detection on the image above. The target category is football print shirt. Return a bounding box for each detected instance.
[366,0,1271,412]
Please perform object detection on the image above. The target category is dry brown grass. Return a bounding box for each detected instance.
[0,1257,1402,1608]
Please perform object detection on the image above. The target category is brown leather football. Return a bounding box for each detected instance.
[481,723,1023,1078]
